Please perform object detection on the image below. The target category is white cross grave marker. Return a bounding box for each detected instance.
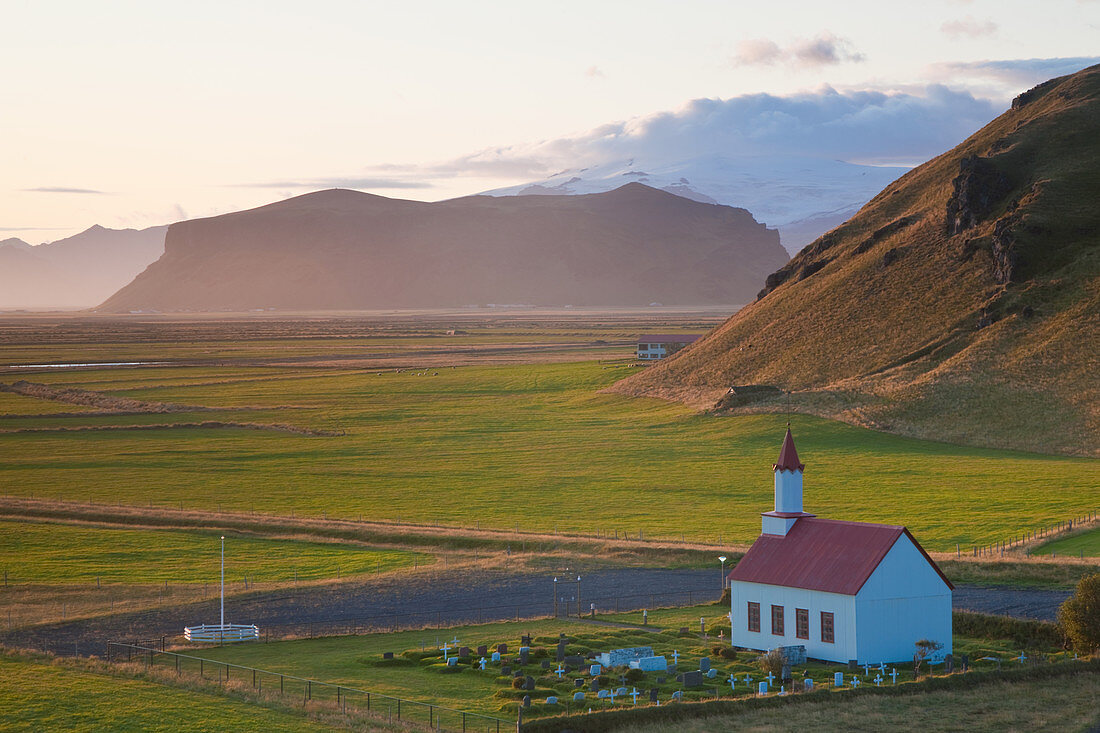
[442,642,450,661]
[766,672,775,686]
[874,674,883,687]
[671,649,680,666]
[630,688,639,704]
[451,636,460,645]
[727,673,737,691]
[609,689,616,704]
[889,668,899,684]
[478,657,486,671]
[863,663,870,676]
[1017,653,1027,664]
[555,664,565,679]
[851,677,861,689]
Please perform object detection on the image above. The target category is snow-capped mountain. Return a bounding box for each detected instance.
[483,155,908,253]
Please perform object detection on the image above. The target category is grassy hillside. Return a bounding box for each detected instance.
[612,65,1100,457]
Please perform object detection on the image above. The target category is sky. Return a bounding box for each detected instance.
[2,0,1098,243]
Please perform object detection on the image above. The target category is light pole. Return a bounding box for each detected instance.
[718,556,727,591]
[553,577,558,617]
[220,536,225,629]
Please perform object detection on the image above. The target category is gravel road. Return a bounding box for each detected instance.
[2,568,1070,657]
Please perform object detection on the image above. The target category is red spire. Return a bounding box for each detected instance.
[773,428,805,472]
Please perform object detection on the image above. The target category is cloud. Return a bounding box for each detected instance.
[22,187,107,194]
[732,33,864,68]
[940,16,998,38]
[929,56,1100,88]
[0,226,68,231]
[236,177,434,190]
[419,84,1001,176]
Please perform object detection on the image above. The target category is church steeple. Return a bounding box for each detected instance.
[761,428,814,536]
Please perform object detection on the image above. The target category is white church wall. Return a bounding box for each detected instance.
[854,535,953,663]
[729,580,856,663]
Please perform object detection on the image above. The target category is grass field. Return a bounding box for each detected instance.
[0,651,329,732]
[1,354,1097,551]
[1034,527,1100,558]
[618,673,1100,732]
[0,520,429,585]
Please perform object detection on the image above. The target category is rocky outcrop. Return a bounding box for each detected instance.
[945,156,1012,236]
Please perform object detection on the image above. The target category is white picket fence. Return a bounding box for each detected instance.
[183,623,259,643]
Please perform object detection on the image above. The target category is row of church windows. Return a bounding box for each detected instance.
[746,601,834,643]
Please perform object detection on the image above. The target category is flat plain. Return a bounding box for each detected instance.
[0,315,1096,551]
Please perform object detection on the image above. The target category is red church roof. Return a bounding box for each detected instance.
[727,517,953,595]
[773,427,805,472]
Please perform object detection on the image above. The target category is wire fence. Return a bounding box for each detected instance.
[957,509,1098,559]
[106,642,512,732]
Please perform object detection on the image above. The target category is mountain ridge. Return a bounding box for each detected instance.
[100,183,789,312]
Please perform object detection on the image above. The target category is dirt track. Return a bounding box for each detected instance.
[1,568,1071,658]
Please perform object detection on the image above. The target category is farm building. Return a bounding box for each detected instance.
[727,429,953,664]
[635,334,702,360]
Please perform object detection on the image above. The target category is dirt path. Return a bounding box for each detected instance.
[2,569,1070,658]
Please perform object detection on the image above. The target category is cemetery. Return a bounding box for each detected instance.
[181,601,1086,725]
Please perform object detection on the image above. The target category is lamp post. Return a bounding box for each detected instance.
[553,577,558,617]
[718,556,727,591]
[220,536,226,629]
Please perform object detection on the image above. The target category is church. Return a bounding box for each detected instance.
[727,428,953,664]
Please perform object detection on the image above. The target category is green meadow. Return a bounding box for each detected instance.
[1,358,1097,550]
[1034,527,1100,558]
[0,652,327,732]
[0,520,429,585]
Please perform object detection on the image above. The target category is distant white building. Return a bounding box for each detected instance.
[727,429,953,664]
[636,334,702,360]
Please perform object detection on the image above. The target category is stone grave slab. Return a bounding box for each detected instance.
[597,647,655,668]
[699,657,711,673]
[477,645,488,657]
[629,656,667,672]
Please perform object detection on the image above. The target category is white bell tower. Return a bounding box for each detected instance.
[761,427,814,535]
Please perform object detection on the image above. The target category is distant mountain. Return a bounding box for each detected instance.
[611,65,1100,457]
[0,225,167,309]
[100,184,789,312]
[483,155,908,253]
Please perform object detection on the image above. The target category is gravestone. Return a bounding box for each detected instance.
[382,652,393,660]
[597,647,655,668]
[491,651,501,662]
[757,681,767,695]
[961,655,969,672]
[573,692,585,702]
[776,645,807,665]
[446,657,457,667]
[597,689,610,699]
[848,659,858,671]
[944,654,954,674]
[521,634,532,646]
[615,687,628,696]
[781,665,791,683]
[522,695,530,708]
[501,665,511,676]
[706,669,717,678]
[679,627,690,635]
[672,690,683,701]
[477,645,488,657]
[556,642,567,662]
[519,649,529,665]
[497,644,507,654]
[804,678,813,691]
[564,655,584,668]
[546,696,558,705]
[699,657,711,673]
[514,671,524,678]
[459,647,470,659]
[649,688,658,703]
[574,678,584,688]
[630,656,667,672]
[678,671,703,688]
[589,664,602,676]
[834,672,844,687]
[525,676,535,691]
[541,660,551,670]
[589,678,599,692]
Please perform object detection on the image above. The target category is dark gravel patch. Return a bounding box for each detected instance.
[2,569,1071,658]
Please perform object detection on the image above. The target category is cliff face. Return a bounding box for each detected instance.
[100,184,788,312]
[611,65,1100,457]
